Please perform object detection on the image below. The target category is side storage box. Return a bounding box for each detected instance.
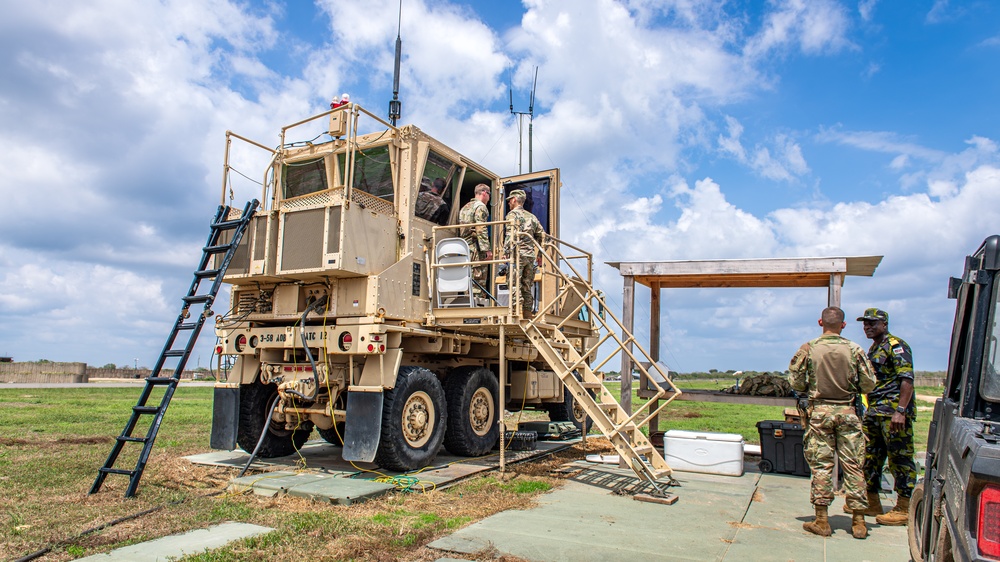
[663,430,745,477]
[756,420,809,477]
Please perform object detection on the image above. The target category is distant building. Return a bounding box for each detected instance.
[0,357,12,363]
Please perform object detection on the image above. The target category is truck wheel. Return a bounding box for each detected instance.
[547,386,593,434]
[237,381,312,457]
[908,481,926,562]
[317,423,346,446]
[375,366,447,472]
[443,366,499,457]
[932,514,954,562]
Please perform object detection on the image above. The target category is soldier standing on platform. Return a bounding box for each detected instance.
[459,183,492,301]
[502,190,543,318]
[789,306,876,539]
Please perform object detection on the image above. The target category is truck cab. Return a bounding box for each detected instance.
[909,235,1000,561]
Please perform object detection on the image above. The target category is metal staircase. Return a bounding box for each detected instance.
[518,236,683,494]
[90,199,259,498]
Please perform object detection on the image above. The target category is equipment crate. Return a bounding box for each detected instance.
[755,420,809,477]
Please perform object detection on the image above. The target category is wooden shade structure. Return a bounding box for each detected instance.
[606,255,883,418]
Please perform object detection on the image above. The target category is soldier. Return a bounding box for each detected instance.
[502,189,544,318]
[789,306,876,539]
[415,177,449,225]
[459,183,492,301]
[852,307,917,526]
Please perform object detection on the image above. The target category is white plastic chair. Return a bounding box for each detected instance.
[435,238,474,308]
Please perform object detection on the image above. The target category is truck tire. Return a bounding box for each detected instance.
[317,423,346,446]
[375,366,447,472]
[933,513,954,562]
[443,366,499,457]
[237,381,312,457]
[908,481,926,562]
[546,386,593,434]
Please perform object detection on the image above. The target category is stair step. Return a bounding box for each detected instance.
[580,381,603,389]
[194,268,222,278]
[203,244,231,254]
[176,322,198,331]
[182,295,214,305]
[212,218,245,230]
[162,350,185,358]
[633,445,655,456]
[598,403,619,411]
[98,467,135,476]
[117,435,148,443]
[652,468,673,480]
[133,406,160,415]
[145,377,177,385]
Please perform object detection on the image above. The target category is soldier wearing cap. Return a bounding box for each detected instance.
[850,307,917,526]
[503,189,544,318]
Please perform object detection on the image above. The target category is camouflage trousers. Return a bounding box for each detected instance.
[803,404,867,509]
[468,245,488,298]
[514,260,536,315]
[862,414,917,498]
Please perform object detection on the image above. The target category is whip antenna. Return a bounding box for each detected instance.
[388,0,402,126]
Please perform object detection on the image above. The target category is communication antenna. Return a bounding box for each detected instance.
[509,66,538,173]
[388,0,403,126]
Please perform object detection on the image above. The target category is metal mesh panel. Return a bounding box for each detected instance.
[350,189,396,217]
[281,191,336,210]
[327,206,342,254]
[280,208,325,271]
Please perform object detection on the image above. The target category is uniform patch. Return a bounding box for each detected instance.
[892,345,905,354]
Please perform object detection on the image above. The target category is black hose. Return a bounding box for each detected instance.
[238,393,280,478]
[285,295,328,402]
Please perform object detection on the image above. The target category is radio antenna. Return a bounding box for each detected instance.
[510,66,538,173]
[388,0,403,126]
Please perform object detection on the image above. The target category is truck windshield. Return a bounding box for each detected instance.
[983,280,1000,401]
[283,157,327,199]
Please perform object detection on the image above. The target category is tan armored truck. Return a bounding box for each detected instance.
[210,102,680,484]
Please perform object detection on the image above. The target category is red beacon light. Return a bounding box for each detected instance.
[330,92,350,109]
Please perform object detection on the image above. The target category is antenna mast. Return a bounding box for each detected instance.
[510,66,538,173]
[388,1,402,126]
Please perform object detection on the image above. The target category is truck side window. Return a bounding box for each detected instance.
[283,157,327,199]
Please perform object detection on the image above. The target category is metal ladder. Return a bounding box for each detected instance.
[519,237,683,494]
[90,199,259,498]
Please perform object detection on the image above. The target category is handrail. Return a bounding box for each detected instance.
[221,130,278,209]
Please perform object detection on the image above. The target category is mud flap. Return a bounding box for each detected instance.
[210,386,239,450]
[342,391,383,462]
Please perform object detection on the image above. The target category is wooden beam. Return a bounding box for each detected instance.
[828,272,844,308]
[638,272,832,289]
[621,276,634,416]
[648,282,660,434]
[611,257,849,277]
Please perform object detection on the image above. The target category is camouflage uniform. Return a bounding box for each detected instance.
[503,192,544,315]
[862,332,917,499]
[415,191,448,225]
[459,198,490,297]
[789,334,876,509]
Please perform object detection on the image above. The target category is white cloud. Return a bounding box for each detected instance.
[744,0,855,59]
[858,0,878,22]
[718,116,809,181]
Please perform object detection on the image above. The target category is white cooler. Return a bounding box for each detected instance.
[663,430,745,477]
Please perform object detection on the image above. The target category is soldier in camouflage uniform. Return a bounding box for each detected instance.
[459,183,492,300]
[503,189,544,318]
[854,307,917,526]
[789,306,876,539]
[415,177,449,225]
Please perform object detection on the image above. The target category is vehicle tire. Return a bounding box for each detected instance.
[374,366,447,472]
[546,385,593,434]
[237,380,312,457]
[908,481,927,562]
[443,366,499,457]
[317,423,346,446]
[758,459,774,473]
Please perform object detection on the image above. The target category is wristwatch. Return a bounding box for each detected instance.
[895,405,907,414]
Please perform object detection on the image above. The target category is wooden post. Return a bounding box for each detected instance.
[621,275,634,415]
[648,281,660,434]
[828,273,844,308]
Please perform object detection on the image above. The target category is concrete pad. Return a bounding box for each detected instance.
[77,521,273,561]
[187,439,577,504]
[430,462,911,561]
[429,465,760,561]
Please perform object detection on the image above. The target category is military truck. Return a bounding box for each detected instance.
[208,102,677,480]
[908,235,1000,561]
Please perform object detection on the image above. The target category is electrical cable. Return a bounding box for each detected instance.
[238,393,280,478]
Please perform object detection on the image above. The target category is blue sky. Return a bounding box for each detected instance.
[2,0,999,373]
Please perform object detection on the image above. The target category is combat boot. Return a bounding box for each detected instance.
[845,491,883,516]
[852,512,868,539]
[803,505,832,537]
[875,497,910,526]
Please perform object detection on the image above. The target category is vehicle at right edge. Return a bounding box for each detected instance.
[909,235,1000,561]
